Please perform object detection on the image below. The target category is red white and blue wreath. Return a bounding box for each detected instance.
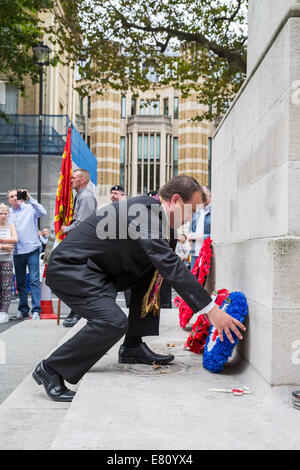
[202,291,248,373]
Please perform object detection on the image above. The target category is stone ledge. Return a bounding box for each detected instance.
[214,5,300,138]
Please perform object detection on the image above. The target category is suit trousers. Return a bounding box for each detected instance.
[45,269,159,384]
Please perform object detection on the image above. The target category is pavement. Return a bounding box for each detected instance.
[0,294,300,450]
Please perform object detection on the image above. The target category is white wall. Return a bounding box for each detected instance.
[212,7,300,384]
[247,0,300,75]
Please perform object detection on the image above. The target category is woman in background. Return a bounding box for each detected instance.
[175,233,191,268]
[0,204,18,323]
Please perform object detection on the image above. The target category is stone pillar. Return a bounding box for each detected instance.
[212,0,300,385]
[90,89,121,205]
[178,93,209,185]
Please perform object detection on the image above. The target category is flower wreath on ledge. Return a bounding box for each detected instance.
[203,291,248,373]
[183,289,229,354]
[174,237,213,330]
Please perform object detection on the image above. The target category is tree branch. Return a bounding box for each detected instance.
[114,7,246,73]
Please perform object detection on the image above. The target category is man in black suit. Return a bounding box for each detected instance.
[33,175,245,402]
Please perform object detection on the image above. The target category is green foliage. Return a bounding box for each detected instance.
[52,0,248,121]
[0,0,54,94]
[1,0,248,121]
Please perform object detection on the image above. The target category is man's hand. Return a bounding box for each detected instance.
[61,225,66,233]
[206,304,246,344]
[17,189,30,201]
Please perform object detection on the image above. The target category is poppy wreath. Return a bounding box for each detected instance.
[203,291,248,373]
[174,237,213,329]
[184,289,229,354]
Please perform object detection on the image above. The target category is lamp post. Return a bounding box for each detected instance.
[32,42,51,208]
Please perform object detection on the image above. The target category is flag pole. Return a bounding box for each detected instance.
[57,299,61,325]
[54,120,73,326]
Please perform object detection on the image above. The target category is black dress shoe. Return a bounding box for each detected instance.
[63,314,80,328]
[32,361,75,402]
[119,342,175,365]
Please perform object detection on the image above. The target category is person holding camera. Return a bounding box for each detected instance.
[7,189,46,320]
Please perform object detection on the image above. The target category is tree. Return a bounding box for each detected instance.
[0,0,58,119]
[52,0,248,121]
[0,0,56,91]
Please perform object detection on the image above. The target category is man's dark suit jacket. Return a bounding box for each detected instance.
[46,195,212,313]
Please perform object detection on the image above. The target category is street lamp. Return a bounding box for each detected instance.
[32,42,51,209]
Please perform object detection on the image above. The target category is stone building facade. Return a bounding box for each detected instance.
[76,85,213,203]
[212,0,300,385]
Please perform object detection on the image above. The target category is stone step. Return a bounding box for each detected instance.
[1,309,299,450]
[50,311,298,450]
[0,319,84,450]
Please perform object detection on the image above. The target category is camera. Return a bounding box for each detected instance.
[17,190,28,200]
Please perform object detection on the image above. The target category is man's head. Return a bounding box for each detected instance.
[110,185,125,202]
[41,228,49,237]
[71,169,90,192]
[7,189,21,210]
[159,175,207,228]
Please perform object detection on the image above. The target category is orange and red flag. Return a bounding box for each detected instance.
[54,125,73,241]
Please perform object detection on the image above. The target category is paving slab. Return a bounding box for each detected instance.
[0,320,69,404]
[50,309,300,450]
[1,308,300,450]
[0,319,82,450]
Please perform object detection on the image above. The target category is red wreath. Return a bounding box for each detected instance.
[184,288,229,354]
[174,237,213,329]
[184,314,211,353]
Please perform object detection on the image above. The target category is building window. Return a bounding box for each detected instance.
[173,137,178,176]
[87,96,91,118]
[121,96,126,118]
[131,98,137,115]
[140,99,160,115]
[79,97,84,116]
[0,84,19,114]
[174,97,179,119]
[120,136,125,187]
[87,135,91,149]
[137,133,161,194]
[125,133,132,195]
[208,137,212,189]
[151,100,160,115]
[164,98,169,116]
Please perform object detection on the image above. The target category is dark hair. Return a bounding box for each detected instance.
[159,175,207,204]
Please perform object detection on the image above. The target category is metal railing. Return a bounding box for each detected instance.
[0,114,68,155]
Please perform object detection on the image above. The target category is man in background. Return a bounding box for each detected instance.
[38,228,49,253]
[8,189,46,320]
[110,185,126,202]
[62,169,97,327]
[188,186,211,271]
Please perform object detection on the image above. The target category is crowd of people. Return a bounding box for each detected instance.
[0,173,213,326]
[0,170,246,405]
[31,175,244,403]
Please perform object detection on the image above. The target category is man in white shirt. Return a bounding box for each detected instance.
[8,189,46,320]
[188,187,211,271]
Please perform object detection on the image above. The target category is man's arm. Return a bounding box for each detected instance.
[28,194,47,218]
[64,194,96,234]
[138,236,212,312]
[137,237,245,344]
